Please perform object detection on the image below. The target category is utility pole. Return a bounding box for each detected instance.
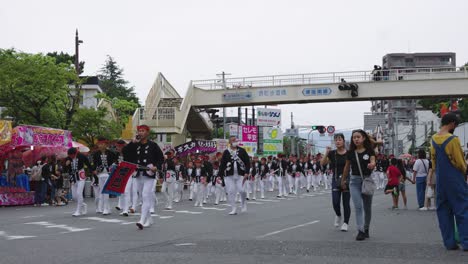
[75,29,83,75]
[411,99,417,155]
[291,112,296,156]
[216,71,230,139]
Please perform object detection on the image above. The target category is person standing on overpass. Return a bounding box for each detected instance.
[430,112,467,251]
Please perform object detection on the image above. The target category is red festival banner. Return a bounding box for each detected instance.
[102,162,138,196]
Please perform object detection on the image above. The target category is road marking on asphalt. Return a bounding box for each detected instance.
[256,220,320,239]
[81,217,125,223]
[247,201,264,205]
[259,199,280,202]
[24,221,92,233]
[174,243,196,246]
[159,216,174,219]
[21,215,45,219]
[175,210,203,215]
[302,194,317,197]
[0,231,37,240]
[201,207,226,211]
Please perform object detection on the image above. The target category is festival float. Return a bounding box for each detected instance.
[0,122,74,206]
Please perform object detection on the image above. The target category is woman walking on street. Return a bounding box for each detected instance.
[341,130,376,241]
[321,133,351,232]
[412,149,430,210]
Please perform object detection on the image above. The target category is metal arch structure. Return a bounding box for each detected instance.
[134,66,468,143]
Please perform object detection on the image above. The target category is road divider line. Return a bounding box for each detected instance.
[256,220,320,239]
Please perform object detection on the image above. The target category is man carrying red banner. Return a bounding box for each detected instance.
[125,125,164,230]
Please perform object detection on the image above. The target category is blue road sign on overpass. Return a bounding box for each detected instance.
[302,87,332,96]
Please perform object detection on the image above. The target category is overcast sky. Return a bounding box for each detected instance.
[2,0,467,136]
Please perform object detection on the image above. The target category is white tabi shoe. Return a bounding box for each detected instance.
[229,208,237,215]
[241,203,247,213]
[81,203,87,215]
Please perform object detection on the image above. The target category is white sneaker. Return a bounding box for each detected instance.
[340,223,348,232]
[429,206,436,210]
[334,216,342,227]
[229,208,237,215]
[419,207,428,211]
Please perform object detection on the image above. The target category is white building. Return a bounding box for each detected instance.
[69,76,102,109]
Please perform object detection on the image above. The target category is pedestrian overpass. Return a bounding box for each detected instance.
[133,66,468,146]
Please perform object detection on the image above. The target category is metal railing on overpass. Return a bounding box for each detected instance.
[192,66,468,90]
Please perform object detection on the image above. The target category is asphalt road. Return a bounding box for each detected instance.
[0,185,465,264]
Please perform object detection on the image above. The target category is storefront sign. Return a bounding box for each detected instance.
[263,127,283,155]
[257,108,281,126]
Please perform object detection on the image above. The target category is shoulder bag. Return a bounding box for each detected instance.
[355,151,376,196]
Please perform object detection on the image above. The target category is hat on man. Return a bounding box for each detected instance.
[137,125,150,131]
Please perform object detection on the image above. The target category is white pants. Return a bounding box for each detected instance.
[300,175,306,188]
[375,171,385,189]
[247,176,258,199]
[98,172,110,214]
[214,182,225,204]
[225,175,246,212]
[268,175,276,191]
[161,180,175,209]
[71,179,86,215]
[313,174,321,190]
[173,181,184,202]
[189,181,195,200]
[131,176,143,211]
[259,177,267,198]
[194,182,206,207]
[135,176,156,226]
[119,177,134,214]
[277,176,287,196]
[92,185,100,211]
[306,174,313,190]
[294,176,301,195]
[287,174,294,193]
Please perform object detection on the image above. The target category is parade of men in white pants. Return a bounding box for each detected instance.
[124,125,164,230]
[218,136,251,215]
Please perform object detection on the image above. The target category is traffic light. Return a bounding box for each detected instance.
[312,125,326,134]
[338,83,359,97]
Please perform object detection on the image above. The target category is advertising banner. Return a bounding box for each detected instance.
[239,142,258,157]
[174,140,217,156]
[240,126,258,142]
[12,125,72,148]
[257,108,281,127]
[263,127,283,155]
[0,120,12,146]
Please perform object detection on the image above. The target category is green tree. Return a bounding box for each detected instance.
[95,93,139,126]
[69,107,121,147]
[419,62,468,122]
[47,51,85,75]
[46,51,88,130]
[98,55,140,104]
[0,49,74,127]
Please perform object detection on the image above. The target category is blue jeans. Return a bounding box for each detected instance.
[349,175,373,232]
[34,181,47,204]
[416,176,427,208]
